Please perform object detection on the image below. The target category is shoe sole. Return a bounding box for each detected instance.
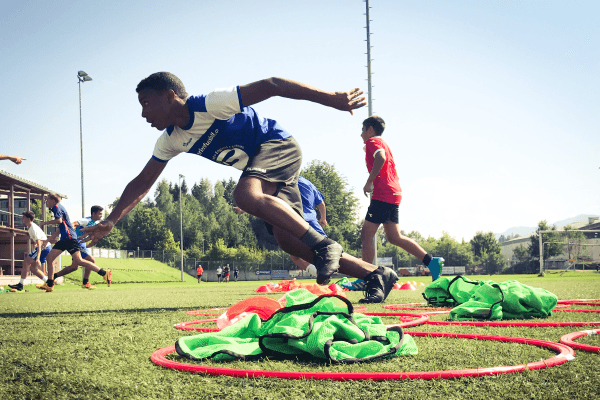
[380,267,399,302]
[315,243,343,285]
[358,268,399,304]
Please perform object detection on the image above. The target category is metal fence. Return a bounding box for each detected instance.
[95,248,317,282]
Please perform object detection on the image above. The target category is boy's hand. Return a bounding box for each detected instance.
[233,206,245,215]
[331,88,366,115]
[363,181,374,197]
[79,220,114,247]
[318,218,328,228]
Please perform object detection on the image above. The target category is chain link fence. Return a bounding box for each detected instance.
[99,248,317,282]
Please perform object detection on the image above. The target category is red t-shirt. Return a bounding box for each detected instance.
[365,137,402,205]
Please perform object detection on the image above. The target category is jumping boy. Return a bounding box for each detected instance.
[80,73,398,303]
[54,205,107,289]
[360,116,444,281]
[8,211,49,292]
[37,194,109,292]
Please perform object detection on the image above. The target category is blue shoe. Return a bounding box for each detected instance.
[340,279,366,291]
[428,257,444,281]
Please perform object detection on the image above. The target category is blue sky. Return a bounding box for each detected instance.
[2,0,598,241]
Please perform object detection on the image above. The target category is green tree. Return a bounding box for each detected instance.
[95,226,129,250]
[30,199,52,221]
[470,231,501,274]
[486,252,507,274]
[127,207,179,251]
[191,178,213,209]
[434,232,473,267]
[221,178,237,206]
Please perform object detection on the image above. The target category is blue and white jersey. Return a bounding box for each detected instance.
[75,217,97,238]
[152,86,291,170]
[298,176,324,223]
[51,204,77,241]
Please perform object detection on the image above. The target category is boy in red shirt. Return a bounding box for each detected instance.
[360,116,444,300]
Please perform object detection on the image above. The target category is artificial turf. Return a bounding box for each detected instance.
[1,272,599,399]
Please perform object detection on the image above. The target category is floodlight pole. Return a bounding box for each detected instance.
[179,174,185,281]
[365,0,373,117]
[365,0,377,265]
[77,71,92,218]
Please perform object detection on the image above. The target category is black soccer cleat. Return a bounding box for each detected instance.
[8,283,23,292]
[358,267,399,304]
[313,240,343,285]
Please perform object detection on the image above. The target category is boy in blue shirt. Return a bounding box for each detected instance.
[38,194,109,292]
[81,73,398,303]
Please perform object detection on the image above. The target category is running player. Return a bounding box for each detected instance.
[55,205,107,289]
[360,115,444,294]
[37,194,109,292]
[8,211,49,292]
[80,73,397,303]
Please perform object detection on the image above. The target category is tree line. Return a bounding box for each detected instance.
[88,160,588,273]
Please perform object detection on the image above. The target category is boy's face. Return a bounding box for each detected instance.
[45,198,56,208]
[22,216,32,227]
[91,210,104,222]
[138,90,174,131]
[361,124,374,144]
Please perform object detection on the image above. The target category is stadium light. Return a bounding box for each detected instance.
[77,70,92,218]
[179,174,185,282]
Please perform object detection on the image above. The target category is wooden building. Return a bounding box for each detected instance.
[0,169,66,282]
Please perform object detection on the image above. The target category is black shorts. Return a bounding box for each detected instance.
[53,239,81,255]
[241,136,304,234]
[365,199,399,224]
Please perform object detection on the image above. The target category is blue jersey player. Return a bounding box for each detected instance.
[81,73,398,303]
[49,205,106,289]
[38,195,109,292]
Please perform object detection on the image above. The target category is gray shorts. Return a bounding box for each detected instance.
[241,136,304,219]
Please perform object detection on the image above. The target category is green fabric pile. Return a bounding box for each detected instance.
[176,289,418,363]
[422,276,557,321]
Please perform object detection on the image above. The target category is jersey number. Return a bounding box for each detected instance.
[215,148,249,170]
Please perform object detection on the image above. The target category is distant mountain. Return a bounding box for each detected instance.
[495,214,600,240]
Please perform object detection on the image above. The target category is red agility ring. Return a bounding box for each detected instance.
[175,319,220,332]
[151,332,574,381]
[560,329,600,353]
[174,313,430,332]
[186,308,229,316]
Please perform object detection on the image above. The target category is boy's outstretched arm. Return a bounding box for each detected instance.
[79,158,166,246]
[239,78,366,115]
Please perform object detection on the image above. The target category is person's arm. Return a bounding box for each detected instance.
[40,217,62,227]
[363,150,386,197]
[0,154,26,164]
[34,239,42,263]
[238,78,366,115]
[316,202,328,228]
[79,158,167,246]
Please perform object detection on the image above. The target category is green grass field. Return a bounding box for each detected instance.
[1,270,599,399]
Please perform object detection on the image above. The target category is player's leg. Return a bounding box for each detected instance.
[382,222,426,260]
[233,137,344,284]
[9,256,34,291]
[382,222,444,281]
[81,254,96,289]
[360,220,381,263]
[38,246,65,291]
[273,227,380,280]
[235,177,310,237]
[70,252,109,282]
[290,255,311,270]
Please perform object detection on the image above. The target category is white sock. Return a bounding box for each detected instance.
[19,278,25,284]
[42,276,48,282]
